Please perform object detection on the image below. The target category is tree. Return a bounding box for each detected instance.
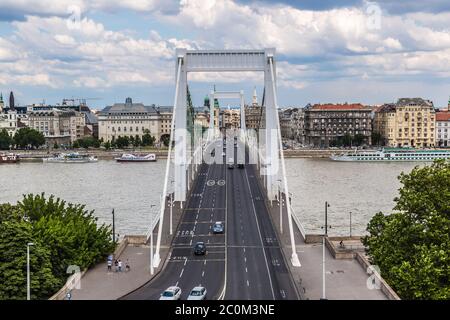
[371,132,383,146]
[115,136,129,148]
[134,135,142,147]
[0,129,12,150]
[13,128,45,149]
[342,133,353,147]
[161,135,170,147]
[53,142,59,149]
[363,160,450,299]
[0,194,115,299]
[72,141,80,149]
[141,130,155,147]
[353,133,366,146]
[103,141,111,150]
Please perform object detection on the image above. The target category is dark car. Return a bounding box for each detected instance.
[228,164,234,169]
[212,221,224,234]
[237,163,244,169]
[193,242,206,255]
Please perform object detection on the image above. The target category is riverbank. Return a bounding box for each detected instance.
[13,148,352,160]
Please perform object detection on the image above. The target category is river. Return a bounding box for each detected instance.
[0,159,420,236]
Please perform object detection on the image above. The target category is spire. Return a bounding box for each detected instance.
[9,91,15,110]
[252,86,258,106]
[0,92,3,103]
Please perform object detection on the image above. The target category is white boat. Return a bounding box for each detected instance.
[115,153,157,162]
[330,148,450,162]
[43,152,98,163]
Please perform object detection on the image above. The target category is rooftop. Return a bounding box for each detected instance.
[309,103,368,111]
[436,111,450,121]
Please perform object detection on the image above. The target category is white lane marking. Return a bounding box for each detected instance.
[204,260,207,266]
[246,280,250,287]
[175,281,179,287]
[189,239,192,246]
[184,258,187,266]
[244,257,246,263]
[202,271,205,277]
[245,267,248,273]
[179,268,184,278]
[244,167,276,300]
[243,248,246,253]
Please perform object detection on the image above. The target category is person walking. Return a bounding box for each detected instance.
[125,259,130,272]
[114,259,119,272]
[118,259,122,272]
[107,259,112,272]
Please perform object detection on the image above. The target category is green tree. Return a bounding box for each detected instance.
[134,135,142,147]
[0,194,115,299]
[0,128,12,150]
[115,136,129,148]
[142,130,155,147]
[72,140,80,149]
[161,135,170,147]
[353,133,366,146]
[342,133,353,147]
[363,160,450,299]
[13,128,45,149]
[371,132,383,146]
[103,141,111,150]
[53,142,59,149]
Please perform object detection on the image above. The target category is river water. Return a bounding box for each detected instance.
[0,159,419,236]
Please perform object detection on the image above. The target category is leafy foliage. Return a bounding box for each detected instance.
[0,128,12,150]
[363,160,450,299]
[13,127,45,149]
[0,194,115,299]
[142,130,156,147]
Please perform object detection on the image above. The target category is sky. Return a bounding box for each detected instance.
[0,0,449,110]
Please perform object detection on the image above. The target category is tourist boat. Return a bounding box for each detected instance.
[330,148,450,162]
[43,152,98,163]
[115,153,157,162]
[0,153,19,164]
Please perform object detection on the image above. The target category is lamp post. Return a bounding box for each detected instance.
[349,211,352,238]
[27,242,34,300]
[112,209,116,245]
[150,204,156,275]
[170,180,174,235]
[321,201,330,300]
[277,179,283,234]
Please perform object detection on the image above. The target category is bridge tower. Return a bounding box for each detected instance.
[152,49,300,268]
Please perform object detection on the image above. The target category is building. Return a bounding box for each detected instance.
[374,98,436,148]
[27,109,86,145]
[9,91,14,110]
[220,108,241,129]
[279,107,305,143]
[98,97,173,143]
[204,95,220,128]
[0,109,19,137]
[304,103,372,148]
[436,98,450,147]
[245,87,263,130]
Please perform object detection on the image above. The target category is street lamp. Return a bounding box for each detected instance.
[27,242,34,300]
[349,211,352,238]
[169,180,175,235]
[112,209,116,245]
[149,203,157,275]
[277,179,283,234]
[320,201,331,300]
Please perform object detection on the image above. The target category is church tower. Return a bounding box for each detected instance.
[252,86,258,106]
[9,91,15,111]
[0,92,4,113]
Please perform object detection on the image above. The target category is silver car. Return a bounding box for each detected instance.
[159,286,182,300]
[187,286,207,300]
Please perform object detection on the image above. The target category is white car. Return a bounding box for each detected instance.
[159,286,182,300]
[187,286,207,300]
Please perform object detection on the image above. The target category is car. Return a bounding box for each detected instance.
[228,164,234,169]
[187,286,207,300]
[237,163,244,169]
[159,286,181,300]
[222,152,226,157]
[212,221,224,233]
[193,242,206,255]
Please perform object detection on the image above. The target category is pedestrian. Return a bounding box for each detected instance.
[107,259,112,272]
[118,259,122,272]
[114,259,119,272]
[125,259,130,272]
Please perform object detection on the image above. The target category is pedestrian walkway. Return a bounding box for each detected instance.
[268,195,387,300]
[72,245,165,300]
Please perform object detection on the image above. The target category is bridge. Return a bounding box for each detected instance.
[123,49,302,300]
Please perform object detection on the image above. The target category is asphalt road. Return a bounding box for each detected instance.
[123,136,298,300]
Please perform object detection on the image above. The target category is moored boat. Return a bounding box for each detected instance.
[43,152,98,163]
[115,153,157,162]
[330,148,450,162]
[0,153,19,164]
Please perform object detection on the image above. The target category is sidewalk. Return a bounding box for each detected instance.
[70,199,184,300]
[267,194,387,300]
